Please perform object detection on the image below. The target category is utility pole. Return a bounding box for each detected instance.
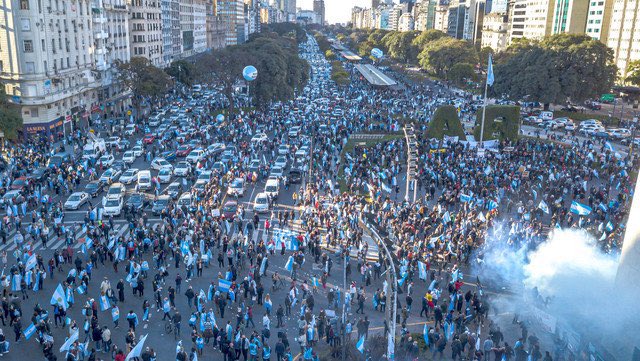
[403,125,419,203]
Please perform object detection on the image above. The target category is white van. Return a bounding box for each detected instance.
[137,170,152,191]
[539,111,554,121]
[265,179,280,199]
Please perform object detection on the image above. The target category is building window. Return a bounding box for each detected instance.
[23,40,33,52]
[20,0,29,9]
[30,107,39,117]
[25,61,35,73]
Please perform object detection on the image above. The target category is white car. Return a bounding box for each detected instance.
[251,133,268,143]
[186,149,205,164]
[157,167,172,183]
[103,197,124,216]
[150,158,173,171]
[207,143,226,156]
[253,192,270,213]
[288,126,301,138]
[132,146,143,157]
[119,168,139,184]
[99,168,122,184]
[64,192,89,210]
[102,183,126,206]
[99,154,115,167]
[274,156,288,169]
[265,179,279,199]
[137,170,152,191]
[197,170,213,183]
[174,161,191,177]
[106,136,121,148]
[124,124,136,136]
[122,151,136,164]
[277,145,290,156]
[228,178,246,197]
[269,167,284,179]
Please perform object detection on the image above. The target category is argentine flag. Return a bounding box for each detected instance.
[442,211,451,224]
[285,256,294,272]
[459,194,472,203]
[25,253,37,271]
[51,283,68,310]
[604,141,614,152]
[606,221,614,232]
[570,201,592,216]
[356,335,365,354]
[486,54,495,86]
[538,200,549,214]
[418,261,427,280]
[487,200,498,211]
[23,322,37,340]
[218,279,232,293]
[100,295,111,311]
[423,324,429,345]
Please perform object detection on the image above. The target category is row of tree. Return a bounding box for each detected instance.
[332,26,617,106]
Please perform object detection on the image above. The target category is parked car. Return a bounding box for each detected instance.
[103,197,124,216]
[125,192,152,211]
[152,195,172,215]
[119,168,139,185]
[143,134,156,144]
[165,182,182,200]
[158,168,172,183]
[84,180,104,197]
[150,158,173,171]
[228,178,246,197]
[137,170,152,191]
[174,161,191,177]
[253,192,270,213]
[99,154,115,167]
[99,168,122,184]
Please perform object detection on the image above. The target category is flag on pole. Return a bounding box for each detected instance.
[487,54,495,86]
[356,335,365,353]
[125,334,148,361]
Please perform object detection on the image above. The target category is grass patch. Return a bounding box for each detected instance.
[473,105,521,141]
[337,133,404,193]
[426,106,465,139]
[553,110,620,127]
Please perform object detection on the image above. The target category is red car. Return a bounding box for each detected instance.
[143,134,155,144]
[176,144,193,157]
[10,177,28,190]
[221,200,238,220]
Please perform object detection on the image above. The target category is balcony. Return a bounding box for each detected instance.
[94,31,108,39]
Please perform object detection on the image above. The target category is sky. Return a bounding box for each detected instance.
[299,0,373,25]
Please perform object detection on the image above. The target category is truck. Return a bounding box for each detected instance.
[82,133,107,160]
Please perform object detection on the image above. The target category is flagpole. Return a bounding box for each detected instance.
[479,69,489,147]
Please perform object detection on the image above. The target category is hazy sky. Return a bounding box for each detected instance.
[299,0,373,25]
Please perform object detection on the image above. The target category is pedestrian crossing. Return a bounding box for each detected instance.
[0,217,380,260]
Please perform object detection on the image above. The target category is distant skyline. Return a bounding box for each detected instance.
[300,0,376,25]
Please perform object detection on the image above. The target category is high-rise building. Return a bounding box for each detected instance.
[128,0,164,66]
[171,0,182,58]
[607,0,640,78]
[447,0,467,38]
[217,0,245,45]
[398,12,415,30]
[585,0,612,42]
[482,12,508,51]
[550,0,588,35]
[434,0,450,32]
[162,0,174,64]
[508,0,527,41]
[521,0,555,39]
[193,0,207,53]
[389,4,405,30]
[313,0,325,25]
[413,0,437,31]
[464,0,485,44]
[372,0,380,9]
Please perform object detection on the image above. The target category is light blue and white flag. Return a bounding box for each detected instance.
[100,296,111,311]
[487,200,498,211]
[112,306,120,322]
[443,211,451,224]
[59,330,79,352]
[23,322,37,340]
[604,142,614,152]
[418,261,427,280]
[486,54,495,86]
[285,256,294,272]
[259,257,268,276]
[606,221,614,232]
[218,279,232,293]
[538,200,549,214]
[125,334,148,361]
[460,194,472,203]
[598,203,608,213]
[356,335,365,354]
[423,324,429,345]
[570,201,592,216]
[51,283,68,310]
[25,254,37,271]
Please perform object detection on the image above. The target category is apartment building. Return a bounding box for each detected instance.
[482,12,509,51]
[508,0,526,41]
[585,0,612,42]
[162,0,173,64]
[550,0,588,35]
[193,0,207,53]
[128,0,164,66]
[521,0,555,39]
[217,0,245,45]
[607,0,640,78]
[313,0,324,25]
[398,12,415,30]
[0,0,100,134]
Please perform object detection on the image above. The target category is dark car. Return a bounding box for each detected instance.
[28,167,50,182]
[160,150,177,162]
[165,182,183,200]
[594,131,610,139]
[288,169,303,184]
[152,195,171,215]
[112,160,127,172]
[221,200,238,220]
[84,180,105,197]
[125,192,152,211]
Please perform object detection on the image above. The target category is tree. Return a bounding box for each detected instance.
[448,63,476,86]
[412,29,447,49]
[325,50,336,60]
[418,37,477,78]
[115,57,173,115]
[493,34,616,107]
[165,60,196,86]
[196,48,247,116]
[0,86,22,140]
[626,60,640,86]
[382,31,420,63]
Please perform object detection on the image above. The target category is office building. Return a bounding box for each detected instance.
[128,0,164,66]
[607,0,640,78]
[482,12,509,51]
[550,0,588,35]
[217,0,245,45]
[313,0,325,25]
[585,0,612,41]
[521,0,555,39]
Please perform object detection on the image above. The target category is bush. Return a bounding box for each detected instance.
[473,105,520,141]
[426,105,465,139]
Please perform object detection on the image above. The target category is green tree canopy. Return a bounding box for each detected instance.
[382,31,420,63]
[0,86,22,139]
[418,37,477,78]
[116,57,173,108]
[448,63,476,86]
[412,29,447,49]
[626,60,640,86]
[165,60,196,86]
